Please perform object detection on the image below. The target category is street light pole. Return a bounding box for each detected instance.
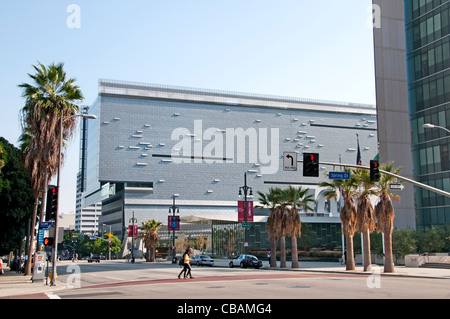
[50,110,63,286]
[50,112,96,286]
[238,173,252,254]
[423,123,450,134]
[129,211,137,263]
[169,194,179,263]
[108,225,112,261]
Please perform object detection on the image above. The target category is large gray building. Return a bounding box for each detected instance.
[372,0,450,231]
[372,0,416,230]
[77,79,378,254]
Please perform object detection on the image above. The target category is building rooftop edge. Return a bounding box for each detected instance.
[98,78,376,112]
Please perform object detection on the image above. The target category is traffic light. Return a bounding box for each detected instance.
[43,237,54,246]
[303,153,319,177]
[370,160,380,182]
[45,186,58,221]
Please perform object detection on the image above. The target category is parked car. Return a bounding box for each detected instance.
[192,255,215,266]
[229,255,262,269]
[88,254,101,263]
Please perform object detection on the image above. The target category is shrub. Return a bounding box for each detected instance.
[392,229,417,258]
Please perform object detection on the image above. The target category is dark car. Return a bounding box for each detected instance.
[192,255,215,266]
[229,255,263,269]
[88,254,101,263]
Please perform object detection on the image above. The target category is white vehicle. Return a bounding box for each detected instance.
[192,255,215,266]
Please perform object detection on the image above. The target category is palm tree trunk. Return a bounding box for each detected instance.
[149,247,153,262]
[280,236,286,268]
[270,239,277,267]
[151,246,156,262]
[24,197,39,275]
[362,229,372,271]
[345,234,356,271]
[291,236,299,268]
[383,226,395,273]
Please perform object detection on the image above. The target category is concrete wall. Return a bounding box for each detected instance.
[372,0,416,229]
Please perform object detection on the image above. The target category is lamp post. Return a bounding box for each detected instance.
[51,112,96,286]
[102,224,112,260]
[169,194,179,263]
[129,211,137,263]
[423,123,450,134]
[238,173,252,254]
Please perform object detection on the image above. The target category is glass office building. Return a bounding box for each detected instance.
[405,0,450,231]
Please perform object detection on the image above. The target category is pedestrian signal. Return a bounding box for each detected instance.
[43,237,54,246]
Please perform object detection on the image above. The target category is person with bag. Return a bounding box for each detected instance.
[178,247,194,279]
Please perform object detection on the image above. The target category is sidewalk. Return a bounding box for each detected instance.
[0,268,67,299]
[0,260,448,299]
[264,260,450,279]
[213,259,450,279]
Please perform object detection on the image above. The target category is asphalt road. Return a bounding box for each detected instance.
[45,260,449,300]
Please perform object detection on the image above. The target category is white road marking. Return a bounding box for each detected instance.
[45,292,61,299]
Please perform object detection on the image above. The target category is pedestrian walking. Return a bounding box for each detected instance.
[178,247,194,279]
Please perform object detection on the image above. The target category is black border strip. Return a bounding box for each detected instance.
[152,154,233,161]
[264,181,318,186]
[310,123,377,131]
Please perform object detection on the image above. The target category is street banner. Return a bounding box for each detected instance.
[127,225,138,238]
[238,200,253,222]
[168,216,180,231]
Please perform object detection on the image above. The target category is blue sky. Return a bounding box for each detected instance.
[0,0,376,215]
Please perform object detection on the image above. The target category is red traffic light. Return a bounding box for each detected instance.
[43,237,54,246]
[370,160,380,182]
[303,153,319,177]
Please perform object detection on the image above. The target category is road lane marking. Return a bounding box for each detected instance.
[45,292,61,299]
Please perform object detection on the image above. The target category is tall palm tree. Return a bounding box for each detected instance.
[354,168,377,271]
[19,130,52,253]
[256,188,282,268]
[140,219,163,262]
[374,162,402,273]
[319,168,358,270]
[18,61,84,275]
[283,186,314,268]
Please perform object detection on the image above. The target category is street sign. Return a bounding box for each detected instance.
[108,232,113,238]
[390,183,405,190]
[283,152,297,171]
[329,171,351,180]
[242,223,251,228]
[39,221,55,228]
[37,228,49,245]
